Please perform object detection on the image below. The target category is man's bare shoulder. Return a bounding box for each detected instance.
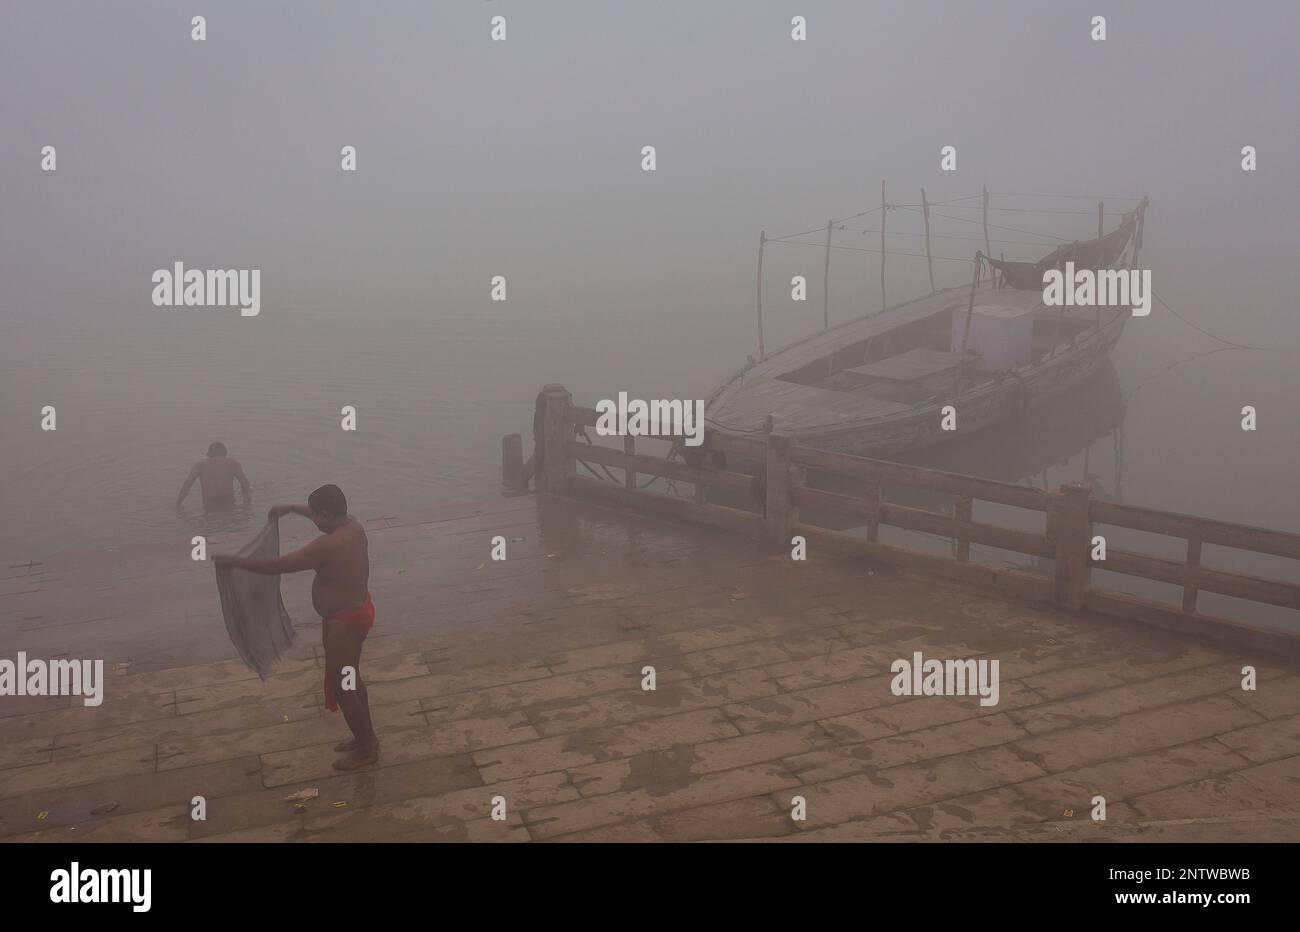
[319,519,365,548]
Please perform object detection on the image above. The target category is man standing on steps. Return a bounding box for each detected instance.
[213,484,378,770]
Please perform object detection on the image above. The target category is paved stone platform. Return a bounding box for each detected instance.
[2,494,1298,842]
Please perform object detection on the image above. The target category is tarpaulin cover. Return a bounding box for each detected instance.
[214,521,295,678]
[985,209,1141,290]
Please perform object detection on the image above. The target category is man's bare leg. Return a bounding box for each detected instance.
[323,619,378,769]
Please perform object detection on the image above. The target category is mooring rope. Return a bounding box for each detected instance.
[765,238,978,262]
[1151,290,1286,353]
[1120,291,1293,404]
[571,430,696,496]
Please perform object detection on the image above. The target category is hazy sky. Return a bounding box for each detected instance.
[4,0,1298,321]
[3,1,1299,564]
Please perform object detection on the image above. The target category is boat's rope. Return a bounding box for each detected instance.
[764,239,981,263]
[1120,291,1294,405]
[990,191,1145,202]
[1151,290,1287,353]
[930,204,1099,216]
[571,429,690,494]
[908,207,1068,243]
[1122,346,1238,404]
[835,227,1059,248]
[573,428,623,484]
[768,193,986,240]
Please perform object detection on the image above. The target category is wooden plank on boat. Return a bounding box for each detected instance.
[719,389,914,433]
[705,277,1119,449]
[707,286,974,411]
[844,348,966,382]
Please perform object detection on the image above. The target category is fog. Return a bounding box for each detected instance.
[2,0,1299,569]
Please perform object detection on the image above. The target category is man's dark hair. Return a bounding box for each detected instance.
[308,484,348,516]
[207,441,227,457]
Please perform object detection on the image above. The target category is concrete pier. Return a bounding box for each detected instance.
[2,494,1298,842]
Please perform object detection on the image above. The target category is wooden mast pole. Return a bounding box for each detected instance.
[921,188,935,294]
[756,230,766,359]
[1096,201,1104,330]
[879,180,887,313]
[822,219,832,330]
[1132,197,1147,266]
[953,253,983,397]
[981,185,991,276]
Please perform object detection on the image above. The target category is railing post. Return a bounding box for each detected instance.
[756,230,767,359]
[955,495,972,561]
[623,435,636,490]
[921,188,935,294]
[982,185,991,269]
[502,433,524,491]
[764,429,794,545]
[822,219,833,331]
[541,383,573,495]
[1183,536,1202,614]
[879,180,887,313]
[864,476,881,542]
[1052,482,1093,610]
[1096,201,1104,330]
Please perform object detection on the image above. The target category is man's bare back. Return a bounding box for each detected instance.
[177,443,250,507]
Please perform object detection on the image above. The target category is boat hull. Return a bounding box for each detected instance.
[708,307,1127,470]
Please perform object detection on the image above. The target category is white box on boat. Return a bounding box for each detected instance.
[950,304,1035,371]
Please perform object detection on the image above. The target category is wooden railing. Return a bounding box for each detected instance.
[509,385,1300,658]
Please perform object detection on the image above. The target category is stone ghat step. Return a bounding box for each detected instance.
[1,495,1297,842]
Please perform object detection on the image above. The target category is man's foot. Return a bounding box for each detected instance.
[335,738,357,752]
[332,744,379,771]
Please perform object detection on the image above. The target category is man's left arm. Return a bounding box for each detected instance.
[232,460,251,495]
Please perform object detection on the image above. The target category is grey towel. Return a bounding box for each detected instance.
[215,521,296,678]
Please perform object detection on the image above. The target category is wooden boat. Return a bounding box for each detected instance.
[704,198,1148,465]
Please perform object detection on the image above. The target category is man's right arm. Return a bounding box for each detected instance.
[176,463,201,507]
[216,536,325,575]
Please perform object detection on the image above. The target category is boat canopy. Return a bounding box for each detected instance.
[985,201,1146,290]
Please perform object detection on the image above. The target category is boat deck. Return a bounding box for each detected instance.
[709,285,1098,435]
[2,494,1298,842]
